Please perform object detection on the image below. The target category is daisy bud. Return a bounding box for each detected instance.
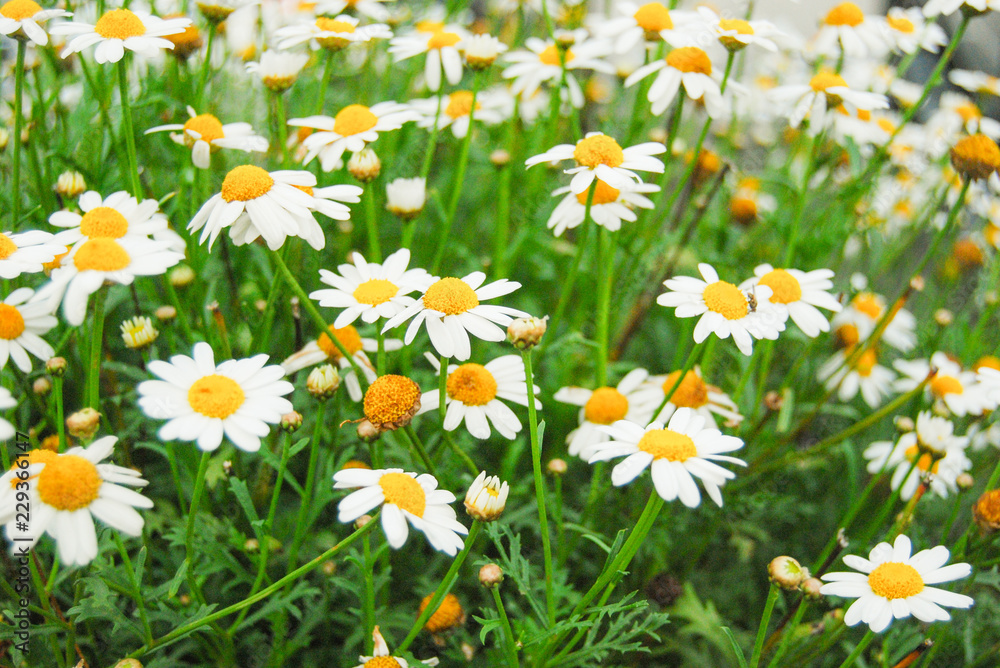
[169,265,196,288]
[974,489,1000,533]
[461,643,476,661]
[419,593,466,633]
[648,127,667,144]
[66,407,100,441]
[255,299,268,312]
[764,391,783,412]
[280,411,303,432]
[768,556,806,590]
[307,364,341,399]
[155,305,177,321]
[355,514,373,530]
[46,356,67,376]
[507,316,548,350]
[112,660,143,668]
[479,563,504,588]
[646,572,683,607]
[385,177,426,221]
[196,1,236,25]
[179,594,192,606]
[322,560,337,576]
[362,375,421,431]
[33,377,52,396]
[554,30,576,49]
[55,170,86,199]
[40,435,62,452]
[950,134,1000,181]
[894,416,915,432]
[957,473,974,490]
[348,147,381,183]
[800,577,823,600]
[120,316,159,350]
[465,471,509,522]
[909,275,925,292]
[356,419,381,443]
[244,538,260,552]
[463,34,506,70]
[223,460,233,476]
[490,149,511,168]
[934,309,954,326]
[547,458,567,475]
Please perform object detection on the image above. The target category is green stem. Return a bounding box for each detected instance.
[361,532,375,648]
[766,599,809,668]
[88,288,107,410]
[11,40,25,228]
[287,399,327,573]
[363,184,382,262]
[594,203,612,387]
[419,92,444,180]
[53,375,66,451]
[838,630,876,668]
[375,328,386,375]
[491,586,520,668]
[117,57,143,198]
[184,451,212,579]
[401,424,435,474]
[522,348,555,626]
[114,533,153,645]
[197,23,216,106]
[542,221,591,350]
[315,50,336,114]
[749,583,780,668]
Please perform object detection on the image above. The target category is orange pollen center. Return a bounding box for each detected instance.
[975,489,1000,524]
[79,206,129,239]
[584,387,629,424]
[836,324,860,348]
[427,30,461,50]
[878,118,897,133]
[416,20,444,33]
[955,103,982,122]
[757,269,802,304]
[317,325,364,361]
[183,114,225,143]
[633,3,673,31]
[316,17,354,33]
[422,277,479,315]
[0,232,18,260]
[888,15,915,33]
[447,363,498,406]
[364,375,421,424]
[853,293,883,320]
[353,279,398,306]
[855,349,878,377]
[730,197,757,220]
[378,472,426,517]
[9,449,57,489]
[824,2,864,26]
[0,304,25,340]
[420,593,464,633]
[363,657,402,668]
[573,135,625,168]
[575,179,621,205]
[811,71,848,93]
[930,375,964,397]
[662,370,708,408]
[904,445,942,473]
[703,281,748,320]
[94,9,147,39]
[444,91,481,119]
[976,355,1000,372]
[637,428,697,461]
[720,18,753,35]
[0,0,41,20]
[868,562,924,599]
[539,44,574,66]
[36,455,102,511]
[667,46,712,74]
[221,165,274,202]
[333,104,378,136]
[187,374,246,419]
[72,238,131,272]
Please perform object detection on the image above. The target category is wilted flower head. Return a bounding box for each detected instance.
[464,471,509,521]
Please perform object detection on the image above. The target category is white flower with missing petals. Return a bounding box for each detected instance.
[145,106,268,169]
[526,132,665,195]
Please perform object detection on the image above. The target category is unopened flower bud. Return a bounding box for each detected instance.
[547,458,567,475]
[554,30,576,49]
[934,309,954,326]
[197,1,236,25]
[386,177,426,221]
[507,315,547,350]
[764,391,783,412]
[112,660,144,668]
[894,416,915,433]
[33,377,52,396]
[465,471,509,522]
[120,316,159,349]
[55,170,86,198]
[46,356,67,376]
[768,556,806,590]
[155,305,177,321]
[255,299,268,312]
[800,577,823,600]
[244,538,260,552]
[348,147,381,183]
[355,514,373,530]
[490,149,511,168]
[357,419,381,442]
[479,563,504,588]
[910,275,925,292]
[307,364,340,399]
[223,460,233,476]
[957,473,974,490]
[974,489,1000,533]
[950,133,1000,181]
[66,407,100,440]
[280,411,303,432]
[463,34,506,70]
[169,265,196,288]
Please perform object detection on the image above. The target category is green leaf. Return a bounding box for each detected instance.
[721,626,749,668]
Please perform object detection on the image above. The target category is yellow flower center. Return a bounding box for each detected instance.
[420,592,464,633]
[955,103,982,123]
[364,375,421,425]
[887,15,915,33]
[757,269,803,305]
[666,47,712,74]
[0,304,26,340]
[810,71,848,93]
[444,91,481,119]
[930,375,964,398]
[976,355,1000,372]
[415,20,444,33]
[316,17,354,33]
[974,489,1000,526]
[539,44,574,66]
[187,374,246,419]
[836,323,860,348]
[422,277,479,315]
[165,20,201,50]
[855,349,878,377]
[94,9,147,40]
[363,657,401,668]
[220,165,274,202]
[661,370,708,408]
[703,281,748,320]
[183,113,225,143]
[583,387,629,424]
[294,184,314,196]
[0,232,18,260]
[633,3,673,32]
[353,278,398,306]
[378,471,426,517]
[852,293,883,320]
[730,197,757,224]
[8,449,57,489]
[427,30,461,50]
[446,363,498,406]
[719,18,754,35]
[333,104,378,136]
[637,428,697,461]
[824,2,864,27]
[868,562,925,599]
[79,206,129,239]
[904,444,942,473]
[575,179,621,205]
[877,118,897,133]
[36,454,102,512]
[72,238,131,272]
[0,0,41,20]
[573,135,624,169]
[317,325,364,362]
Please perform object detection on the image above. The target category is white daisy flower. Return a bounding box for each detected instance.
[49,190,169,247]
[381,272,528,362]
[273,13,391,52]
[740,264,843,338]
[411,88,506,139]
[820,534,974,633]
[1,437,153,567]
[696,6,781,52]
[526,131,666,195]
[950,69,1000,97]
[137,342,294,453]
[352,626,439,668]
[145,106,268,169]
[546,179,658,237]
[967,417,1000,452]
[830,291,917,353]
[0,388,15,440]
[310,248,433,330]
[878,7,947,54]
[554,368,663,460]
[810,2,887,59]
[333,468,468,556]
[245,50,309,92]
[501,33,615,108]
[770,70,889,134]
[595,2,699,53]
[656,263,785,357]
[389,22,469,92]
[894,352,991,417]
[0,229,66,279]
[863,411,971,500]
[818,347,896,409]
[929,92,1000,141]
[623,45,728,118]
[289,101,417,172]
[645,366,743,427]
[53,9,191,63]
[589,407,746,508]
[417,353,539,440]
[314,0,394,22]
[0,0,69,45]
[0,288,55,373]
[385,178,426,219]
[923,0,1000,17]
[978,366,1000,406]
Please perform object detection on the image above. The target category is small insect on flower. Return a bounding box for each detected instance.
[740,264,843,338]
